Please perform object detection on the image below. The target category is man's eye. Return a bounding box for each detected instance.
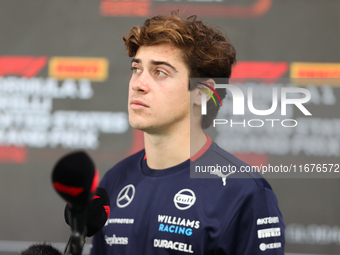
[131,67,141,74]
[156,70,167,77]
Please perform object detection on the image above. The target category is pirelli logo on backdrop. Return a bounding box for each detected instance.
[49,57,109,81]
[290,62,340,86]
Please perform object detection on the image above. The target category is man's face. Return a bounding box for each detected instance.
[128,44,190,134]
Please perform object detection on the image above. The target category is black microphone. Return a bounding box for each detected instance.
[51,151,99,255]
[52,151,99,206]
[64,187,111,237]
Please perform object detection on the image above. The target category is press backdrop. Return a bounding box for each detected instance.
[0,0,339,254]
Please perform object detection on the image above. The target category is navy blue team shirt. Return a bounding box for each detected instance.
[91,136,285,254]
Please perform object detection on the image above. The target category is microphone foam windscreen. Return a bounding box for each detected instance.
[52,151,99,206]
[65,187,111,237]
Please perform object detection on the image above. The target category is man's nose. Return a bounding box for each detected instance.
[131,72,151,93]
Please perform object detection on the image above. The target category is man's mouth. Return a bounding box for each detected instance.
[130,99,149,110]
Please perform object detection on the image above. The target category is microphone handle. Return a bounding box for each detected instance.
[64,205,88,255]
[64,231,88,255]
[65,233,84,255]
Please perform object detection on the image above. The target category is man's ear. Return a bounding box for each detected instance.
[192,79,216,106]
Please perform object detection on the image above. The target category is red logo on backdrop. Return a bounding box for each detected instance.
[101,0,151,17]
[100,0,273,18]
[230,61,289,83]
[0,56,47,77]
[156,0,273,18]
[0,146,27,164]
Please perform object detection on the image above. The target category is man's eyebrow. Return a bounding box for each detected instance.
[150,60,178,72]
[131,58,140,64]
[131,58,178,72]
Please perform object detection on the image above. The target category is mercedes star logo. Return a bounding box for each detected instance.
[116,184,135,208]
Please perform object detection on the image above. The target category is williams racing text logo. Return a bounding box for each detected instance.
[158,215,200,236]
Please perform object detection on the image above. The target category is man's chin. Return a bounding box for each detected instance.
[129,121,161,135]
[129,121,150,132]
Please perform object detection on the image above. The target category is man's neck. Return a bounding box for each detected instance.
[144,126,207,170]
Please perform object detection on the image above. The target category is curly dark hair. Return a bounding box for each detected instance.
[123,11,236,129]
[21,243,62,255]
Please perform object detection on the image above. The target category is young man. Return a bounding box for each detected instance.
[91,11,285,254]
